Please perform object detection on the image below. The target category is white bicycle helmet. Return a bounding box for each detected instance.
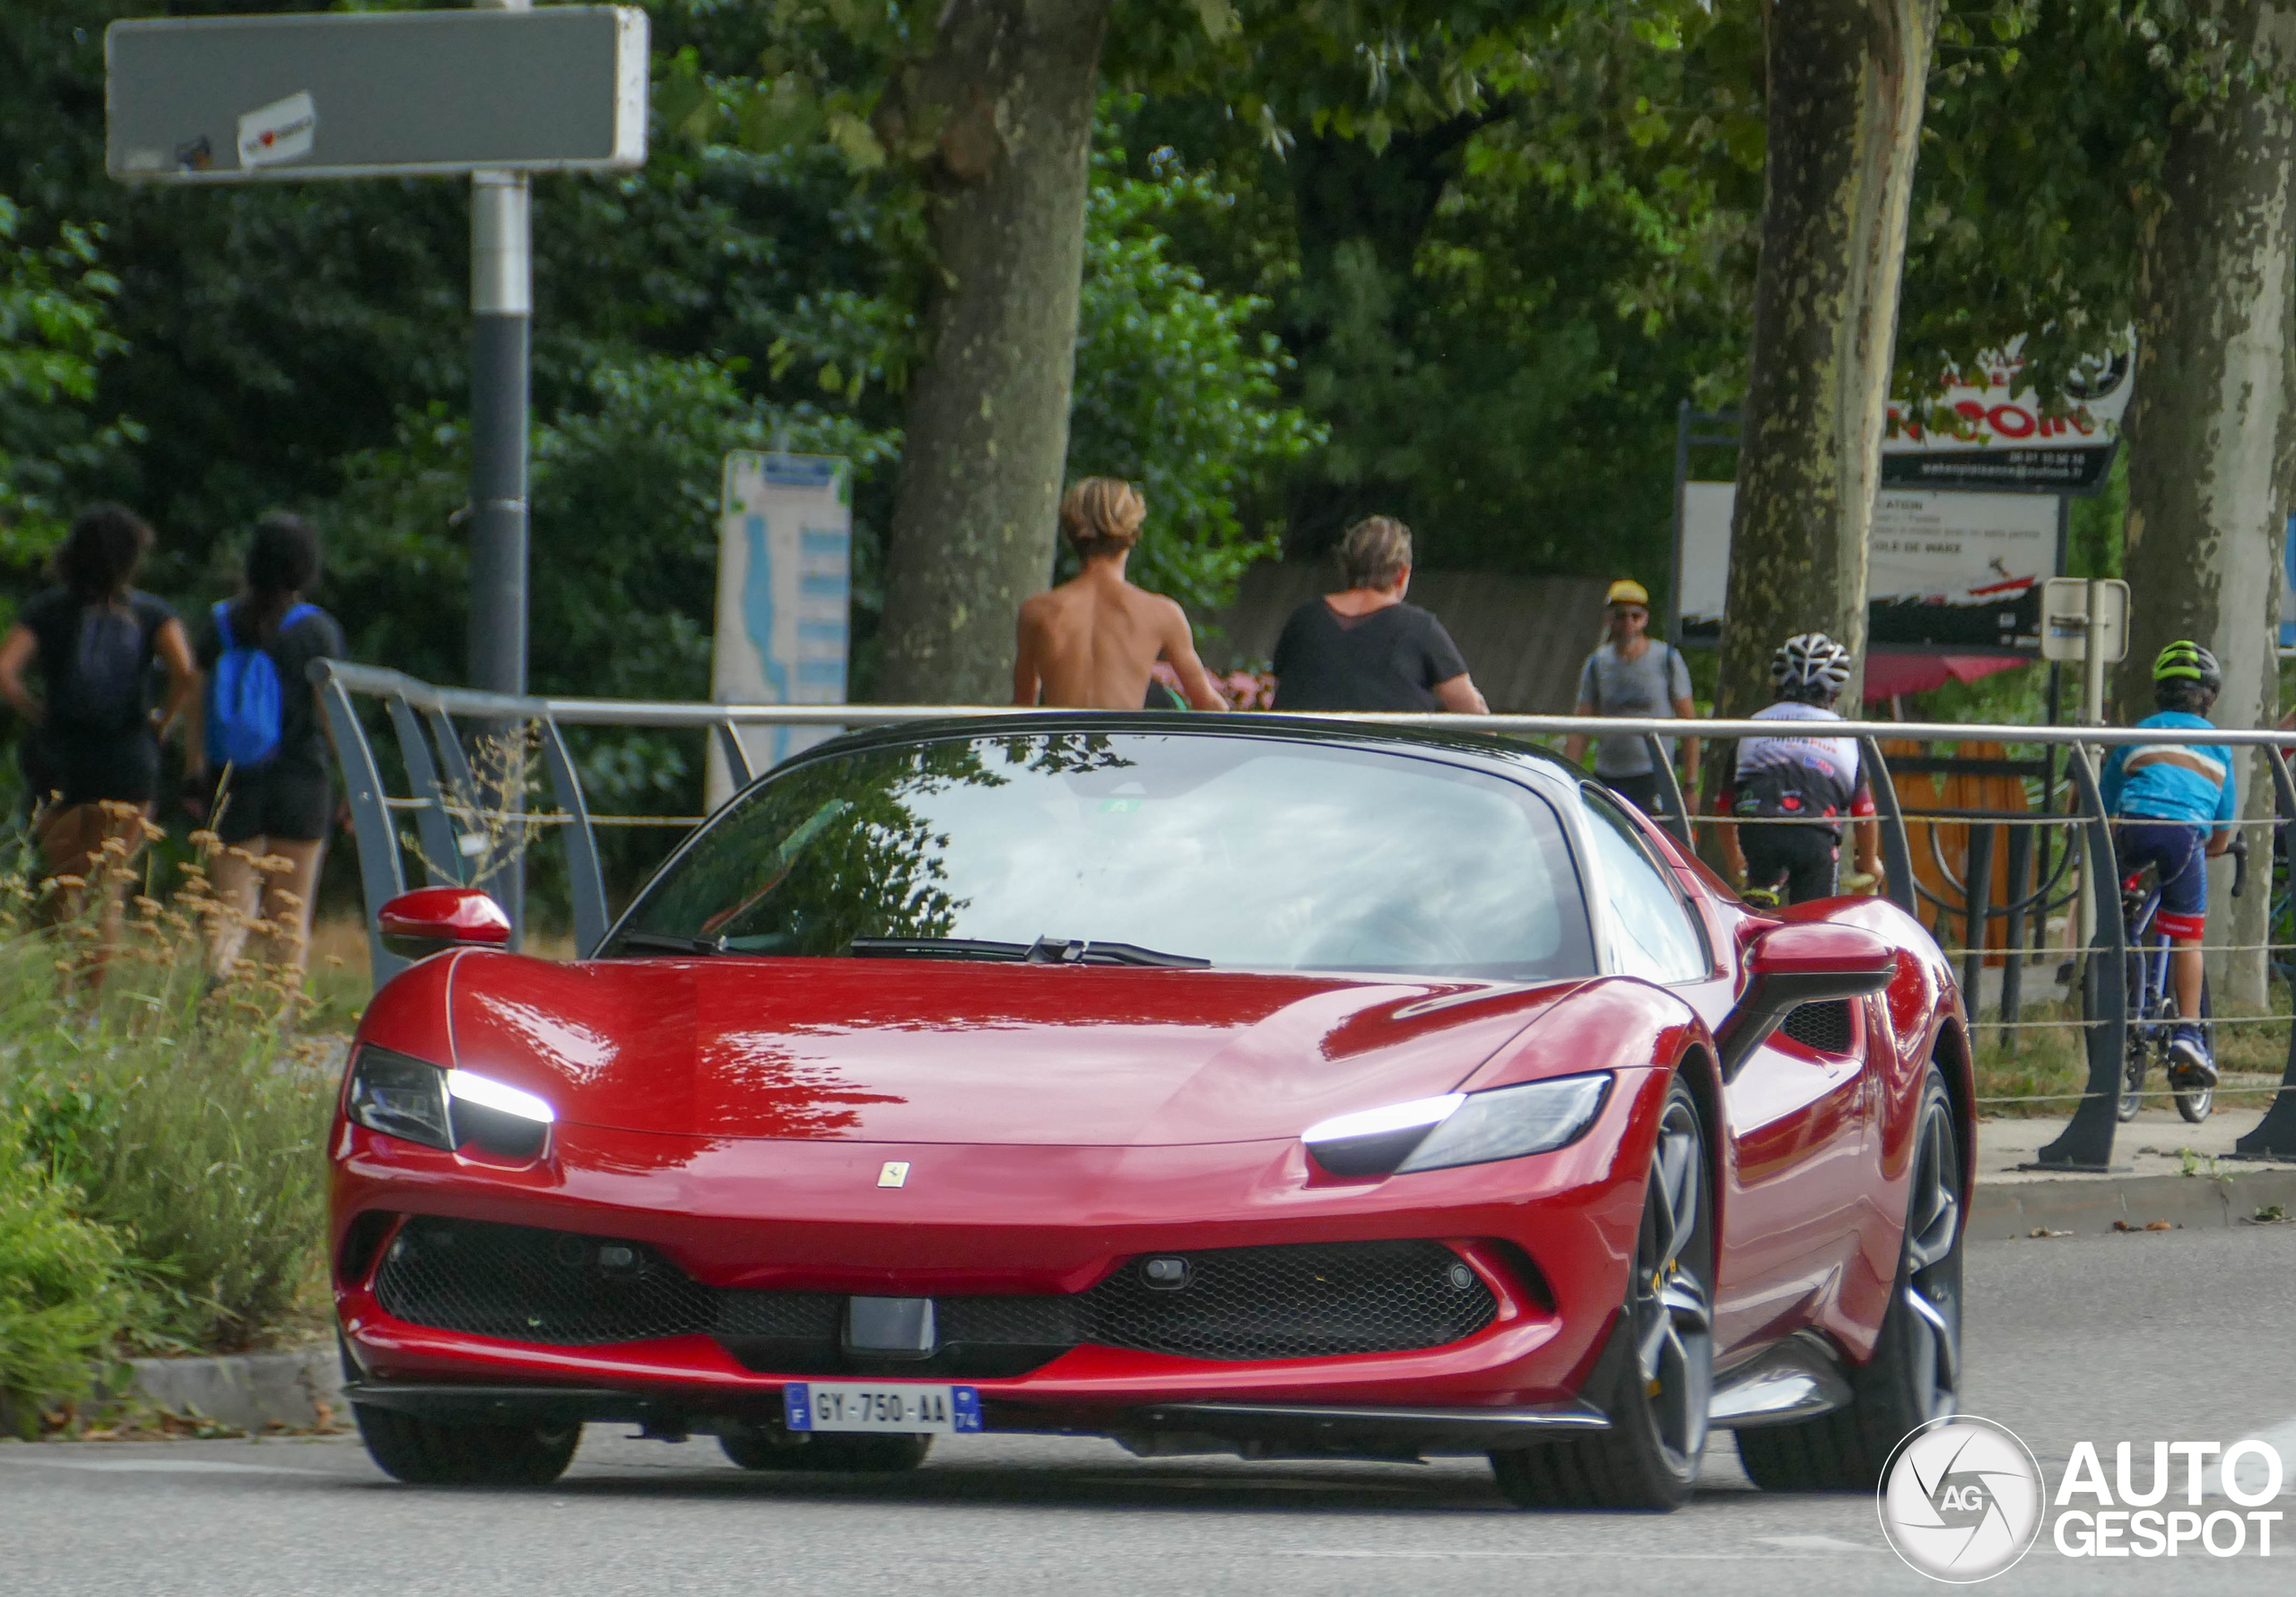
[1771,632,1852,696]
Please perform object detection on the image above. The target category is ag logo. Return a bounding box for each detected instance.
[1878,1415,2045,1583]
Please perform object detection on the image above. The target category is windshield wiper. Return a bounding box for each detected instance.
[1046,938,1210,968]
[608,932,726,957]
[849,937,1031,961]
[846,935,1208,968]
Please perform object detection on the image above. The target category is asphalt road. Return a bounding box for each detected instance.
[5,1225,2294,1597]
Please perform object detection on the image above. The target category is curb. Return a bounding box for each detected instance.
[125,1347,345,1433]
[1970,1167,2296,1239]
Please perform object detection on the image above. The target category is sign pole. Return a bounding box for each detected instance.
[468,167,530,702]
[468,0,532,937]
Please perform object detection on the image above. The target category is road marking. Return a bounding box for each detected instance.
[0,1455,326,1477]
[1755,1534,1882,1552]
[1071,1474,1416,1493]
[1279,1551,1841,1561]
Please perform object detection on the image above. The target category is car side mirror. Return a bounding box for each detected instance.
[379,887,512,960]
[1715,922,1895,1081]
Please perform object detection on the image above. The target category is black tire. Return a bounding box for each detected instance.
[1492,1081,1712,1512]
[1737,1066,1962,1492]
[352,1402,580,1487]
[2168,985,2214,1124]
[718,1421,932,1473]
[2118,1025,2147,1123]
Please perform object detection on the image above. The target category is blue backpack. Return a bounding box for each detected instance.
[205,601,317,769]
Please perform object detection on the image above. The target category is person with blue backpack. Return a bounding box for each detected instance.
[184,513,344,977]
[0,503,198,981]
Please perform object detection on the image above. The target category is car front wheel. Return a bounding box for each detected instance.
[353,1402,580,1487]
[1492,1078,1713,1511]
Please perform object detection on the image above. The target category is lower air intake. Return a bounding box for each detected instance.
[369,1219,1498,1363]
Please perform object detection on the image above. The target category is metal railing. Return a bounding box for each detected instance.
[312,659,2296,1171]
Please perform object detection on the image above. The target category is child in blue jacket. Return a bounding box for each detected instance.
[2100,640,2238,1085]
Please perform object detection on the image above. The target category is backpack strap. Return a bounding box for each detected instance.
[280,602,321,633]
[212,599,235,651]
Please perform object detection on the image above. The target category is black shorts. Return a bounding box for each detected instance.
[23,732,160,809]
[1742,824,1838,905]
[214,764,333,844]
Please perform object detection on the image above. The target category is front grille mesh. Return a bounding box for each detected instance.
[1781,1000,1855,1054]
[370,1219,1496,1364]
[1081,1241,1492,1359]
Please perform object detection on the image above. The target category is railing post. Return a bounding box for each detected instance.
[387,693,466,887]
[1961,822,1996,1039]
[537,716,611,957]
[2033,744,2125,1169]
[2000,823,2034,1056]
[422,706,479,796]
[713,720,758,792]
[1642,732,1692,849]
[313,664,408,988]
[2233,745,2296,1159]
[1857,738,1917,918]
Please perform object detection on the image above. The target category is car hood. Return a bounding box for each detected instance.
[439,952,1587,1146]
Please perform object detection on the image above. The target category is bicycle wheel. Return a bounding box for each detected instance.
[2118,1026,2147,1122]
[2118,943,2148,1123]
[2169,984,2214,1124]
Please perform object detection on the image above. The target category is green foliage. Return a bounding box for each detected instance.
[0,1115,133,1431]
[0,192,132,585]
[1065,141,1321,612]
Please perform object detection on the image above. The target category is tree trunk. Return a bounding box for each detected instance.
[1714,0,1940,722]
[873,0,1110,703]
[2113,1,2296,1013]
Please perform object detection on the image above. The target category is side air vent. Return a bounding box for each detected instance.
[1780,1000,1856,1054]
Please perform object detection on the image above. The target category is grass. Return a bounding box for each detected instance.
[0,813,350,1393]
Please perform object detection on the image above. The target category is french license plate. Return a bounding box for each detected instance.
[784,1382,983,1435]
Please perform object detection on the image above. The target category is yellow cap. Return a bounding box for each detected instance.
[1605,579,1649,607]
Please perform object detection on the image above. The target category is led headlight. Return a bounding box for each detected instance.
[1300,1094,1465,1176]
[344,1046,554,1159]
[344,1045,455,1150]
[1302,1073,1612,1176]
[444,1068,555,1158]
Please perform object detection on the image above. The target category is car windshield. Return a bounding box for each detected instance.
[605,732,1595,980]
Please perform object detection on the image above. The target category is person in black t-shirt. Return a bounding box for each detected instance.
[0,504,197,974]
[185,513,345,978]
[1269,516,1490,714]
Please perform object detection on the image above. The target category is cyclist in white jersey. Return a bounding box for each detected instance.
[1713,634,1884,905]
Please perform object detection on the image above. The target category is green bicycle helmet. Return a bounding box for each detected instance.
[2152,639,2222,689]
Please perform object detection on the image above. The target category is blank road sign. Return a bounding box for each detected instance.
[108,8,648,182]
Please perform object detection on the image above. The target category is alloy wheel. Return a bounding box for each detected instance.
[1631,1096,1712,1476]
[1898,1095,1962,1420]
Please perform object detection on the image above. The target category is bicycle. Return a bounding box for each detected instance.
[2116,832,2243,1124]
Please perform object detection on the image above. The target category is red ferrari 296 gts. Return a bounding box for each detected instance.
[330,716,1971,1508]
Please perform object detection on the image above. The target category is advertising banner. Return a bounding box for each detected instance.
[706,452,851,811]
[1677,485,2062,652]
[1881,340,2131,494]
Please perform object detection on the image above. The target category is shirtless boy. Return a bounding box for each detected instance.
[1012,478,1229,711]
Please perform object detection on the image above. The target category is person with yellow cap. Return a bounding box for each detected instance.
[1564,578,1699,816]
